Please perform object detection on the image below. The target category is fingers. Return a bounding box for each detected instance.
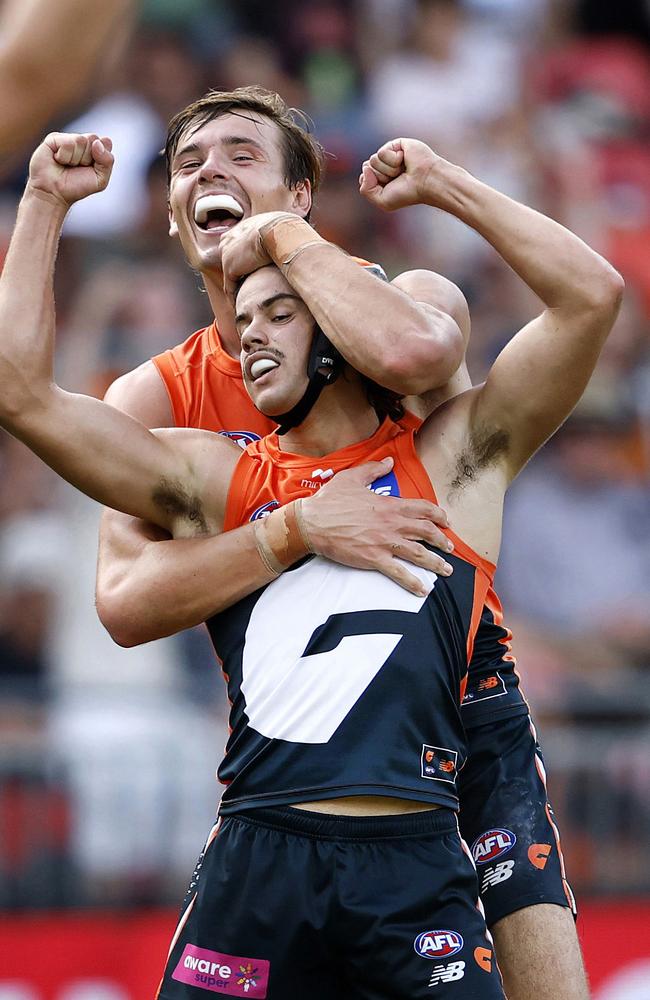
[390,539,454,577]
[368,143,404,181]
[349,456,394,486]
[375,557,434,598]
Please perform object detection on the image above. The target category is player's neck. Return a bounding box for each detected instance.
[203,272,240,357]
[279,376,380,457]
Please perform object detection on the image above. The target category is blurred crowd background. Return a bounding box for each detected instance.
[0,0,648,909]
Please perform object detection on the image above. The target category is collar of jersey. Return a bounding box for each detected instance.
[208,321,243,377]
[259,416,403,469]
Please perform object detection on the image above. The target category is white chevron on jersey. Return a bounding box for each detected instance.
[241,556,436,743]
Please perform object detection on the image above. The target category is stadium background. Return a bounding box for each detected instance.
[0,0,648,996]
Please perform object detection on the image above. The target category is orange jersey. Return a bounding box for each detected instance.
[151,256,387,444]
[152,321,274,447]
[224,417,493,659]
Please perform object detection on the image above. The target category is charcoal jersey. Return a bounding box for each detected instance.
[153,320,528,730]
[206,419,492,814]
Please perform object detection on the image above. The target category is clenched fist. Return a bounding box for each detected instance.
[359,138,461,213]
[27,132,114,209]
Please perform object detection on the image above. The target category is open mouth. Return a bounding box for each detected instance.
[194,194,244,232]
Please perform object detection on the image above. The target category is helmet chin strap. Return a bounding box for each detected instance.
[274,326,344,435]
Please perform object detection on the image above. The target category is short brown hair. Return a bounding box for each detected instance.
[165,86,325,203]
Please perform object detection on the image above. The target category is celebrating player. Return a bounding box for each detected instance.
[0,127,621,998]
[98,89,593,1000]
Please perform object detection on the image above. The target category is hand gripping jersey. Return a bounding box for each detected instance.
[208,419,493,814]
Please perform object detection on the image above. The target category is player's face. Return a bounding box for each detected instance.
[168,112,311,273]
[236,267,314,417]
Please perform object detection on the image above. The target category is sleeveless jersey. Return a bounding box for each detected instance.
[208,420,493,814]
[152,290,528,729]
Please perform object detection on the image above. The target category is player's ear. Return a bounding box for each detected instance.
[291,180,312,219]
[168,203,179,238]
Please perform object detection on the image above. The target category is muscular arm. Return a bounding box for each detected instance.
[0,0,137,168]
[367,139,624,477]
[451,167,624,476]
[97,367,297,645]
[223,214,464,396]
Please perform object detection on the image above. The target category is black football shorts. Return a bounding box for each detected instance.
[157,804,505,999]
[458,712,577,928]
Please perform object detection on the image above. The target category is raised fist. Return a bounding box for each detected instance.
[27,132,114,209]
[359,138,453,213]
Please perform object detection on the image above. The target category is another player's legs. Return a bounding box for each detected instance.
[458,712,587,999]
[491,903,589,1000]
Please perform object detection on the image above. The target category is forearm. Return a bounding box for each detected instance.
[98,519,278,646]
[0,189,66,417]
[261,217,459,394]
[433,166,621,311]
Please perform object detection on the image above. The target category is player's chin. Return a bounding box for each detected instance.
[253,383,301,419]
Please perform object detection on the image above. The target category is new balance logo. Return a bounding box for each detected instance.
[428,961,465,987]
[481,859,515,891]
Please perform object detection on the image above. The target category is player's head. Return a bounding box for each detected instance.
[235,265,403,430]
[166,87,324,273]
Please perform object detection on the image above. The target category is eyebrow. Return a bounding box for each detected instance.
[173,135,268,163]
[235,293,303,327]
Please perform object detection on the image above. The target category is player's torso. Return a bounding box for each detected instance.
[154,326,528,741]
[207,419,496,814]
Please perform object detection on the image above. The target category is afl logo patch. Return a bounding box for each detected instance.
[250,500,280,521]
[219,429,261,449]
[414,930,464,960]
[472,829,517,865]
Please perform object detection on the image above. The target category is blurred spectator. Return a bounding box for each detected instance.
[497,380,650,715]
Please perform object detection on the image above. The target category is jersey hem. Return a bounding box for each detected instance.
[219,784,459,815]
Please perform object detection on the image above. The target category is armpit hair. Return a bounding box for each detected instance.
[152,478,208,534]
[450,426,510,492]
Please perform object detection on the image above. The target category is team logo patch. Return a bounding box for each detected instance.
[414,930,464,960]
[173,944,269,996]
[219,430,261,449]
[471,828,516,865]
[369,469,401,497]
[461,671,506,706]
[528,843,552,870]
[474,947,492,972]
[250,500,280,521]
[420,745,458,783]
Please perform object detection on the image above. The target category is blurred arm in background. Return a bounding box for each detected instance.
[0,0,138,174]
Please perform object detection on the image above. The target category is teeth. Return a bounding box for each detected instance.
[194,194,244,224]
[251,358,279,380]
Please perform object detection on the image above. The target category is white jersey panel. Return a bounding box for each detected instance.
[241,556,435,744]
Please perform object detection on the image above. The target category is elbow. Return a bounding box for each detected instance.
[96,590,148,648]
[584,264,626,316]
[380,320,465,396]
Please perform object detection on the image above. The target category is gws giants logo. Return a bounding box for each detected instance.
[219,430,261,450]
[471,828,516,865]
[414,930,464,960]
[250,500,280,521]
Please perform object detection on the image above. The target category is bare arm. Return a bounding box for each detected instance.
[0,0,137,168]
[0,133,228,533]
[364,139,624,476]
[220,214,464,396]
[98,363,455,644]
